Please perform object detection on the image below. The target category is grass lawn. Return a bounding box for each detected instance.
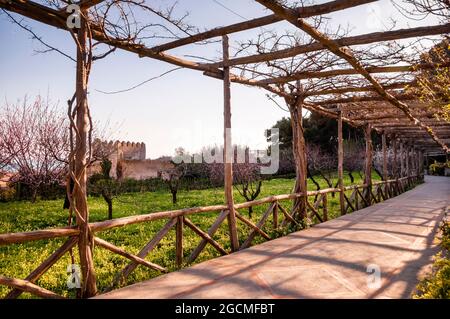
[0,172,381,298]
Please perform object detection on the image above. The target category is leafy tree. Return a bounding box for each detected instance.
[267,113,364,154]
[265,117,292,151]
[407,39,449,121]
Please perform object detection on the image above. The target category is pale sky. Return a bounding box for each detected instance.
[0,0,443,158]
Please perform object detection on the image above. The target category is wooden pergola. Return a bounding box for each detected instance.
[0,0,448,298]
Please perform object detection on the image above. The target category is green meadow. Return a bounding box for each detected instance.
[0,173,382,298]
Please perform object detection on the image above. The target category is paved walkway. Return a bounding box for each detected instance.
[98,176,450,299]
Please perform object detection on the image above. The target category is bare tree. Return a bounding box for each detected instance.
[233,149,263,218]
[306,144,323,196]
[165,167,185,204]
[89,158,123,219]
[343,139,365,184]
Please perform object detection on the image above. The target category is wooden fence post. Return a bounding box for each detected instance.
[74,10,97,298]
[222,35,239,252]
[322,194,328,221]
[337,110,345,215]
[176,216,184,266]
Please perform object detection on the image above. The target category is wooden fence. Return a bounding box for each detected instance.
[0,174,423,299]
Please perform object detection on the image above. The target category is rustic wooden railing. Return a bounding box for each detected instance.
[0,174,423,299]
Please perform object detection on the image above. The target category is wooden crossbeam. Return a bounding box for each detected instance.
[383,127,450,131]
[78,0,105,9]
[151,0,377,52]
[255,0,448,151]
[107,218,176,291]
[188,210,228,263]
[341,101,440,110]
[350,111,437,121]
[373,122,450,128]
[306,201,323,223]
[0,226,79,246]
[240,203,275,250]
[277,203,299,227]
[60,0,105,10]
[235,211,270,240]
[0,0,221,74]
[0,275,65,299]
[5,236,78,299]
[183,217,227,256]
[257,62,450,84]
[205,24,450,68]
[94,237,167,273]
[305,81,414,96]
[308,93,416,105]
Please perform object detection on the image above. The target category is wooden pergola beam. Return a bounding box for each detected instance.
[0,0,222,74]
[79,0,105,9]
[257,62,450,84]
[255,0,449,149]
[151,0,377,52]
[205,23,450,68]
[305,81,414,96]
[342,102,440,110]
[63,0,105,10]
[372,122,450,127]
[350,111,437,121]
[383,126,450,131]
[309,93,415,105]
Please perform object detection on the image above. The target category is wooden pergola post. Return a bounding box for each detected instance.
[418,150,423,178]
[74,10,97,298]
[392,136,398,195]
[400,142,405,177]
[392,136,398,178]
[222,35,239,252]
[337,110,345,215]
[364,124,373,204]
[382,132,387,181]
[406,144,411,182]
[417,149,422,177]
[288,96,308,221]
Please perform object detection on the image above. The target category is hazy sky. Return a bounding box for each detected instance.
[0,0,442,158]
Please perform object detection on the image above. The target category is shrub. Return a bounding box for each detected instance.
[414,218,450,298]
[429,160,449,176]
[0,187,16,202]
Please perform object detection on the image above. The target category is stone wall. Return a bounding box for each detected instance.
[118,159,174,180]
[88,140,174,180]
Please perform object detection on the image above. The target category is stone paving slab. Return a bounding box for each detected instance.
[96,176,450,299]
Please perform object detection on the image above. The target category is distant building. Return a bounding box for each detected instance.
[0,171,13,189]
[88,140,174,180]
